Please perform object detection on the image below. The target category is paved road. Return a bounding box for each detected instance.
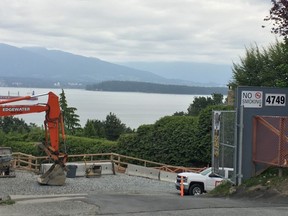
[1,192,288,216]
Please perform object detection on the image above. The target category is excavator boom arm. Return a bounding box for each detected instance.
[0,105,48,116]
[0,92,64,152]
[0,91,67,186]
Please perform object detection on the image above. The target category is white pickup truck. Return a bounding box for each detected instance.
[175,167,233,195]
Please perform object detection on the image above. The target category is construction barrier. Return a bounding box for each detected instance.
[41,162,115,177]
[125,164,160,180]
[73,162,114,176]
[159,170,177,183]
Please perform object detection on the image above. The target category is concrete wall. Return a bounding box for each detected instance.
[41,162,177,182]
[125,164,177,182]
[41,162,114,177]
[159,171,177,183]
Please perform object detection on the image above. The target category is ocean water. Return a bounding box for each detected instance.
[0,87,208,129]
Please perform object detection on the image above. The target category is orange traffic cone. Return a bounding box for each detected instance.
[180,176,184,197]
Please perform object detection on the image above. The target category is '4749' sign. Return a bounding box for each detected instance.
[265,94,286,106]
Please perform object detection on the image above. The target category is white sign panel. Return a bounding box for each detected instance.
[213,111,221,131]
[241,91,263,108]
[265,94,286,106]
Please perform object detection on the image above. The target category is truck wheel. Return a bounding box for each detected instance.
[189,184,203,195]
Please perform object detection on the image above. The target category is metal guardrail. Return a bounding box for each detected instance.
[11,152,205,174]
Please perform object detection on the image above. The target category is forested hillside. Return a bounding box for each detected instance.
[86,81,228,95]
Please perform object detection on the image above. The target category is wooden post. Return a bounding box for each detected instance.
[35,158,38,172]
[28,156,32,169]
[279,168,283,177]
[117,154,121,172]
[17,154,20,167]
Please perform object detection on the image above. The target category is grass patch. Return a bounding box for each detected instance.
[209,180,234,196]
[209,167,288,197]
[242,167,288,189]
[0,199,15,205]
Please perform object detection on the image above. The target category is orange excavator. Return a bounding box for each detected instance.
[0,91,68,186]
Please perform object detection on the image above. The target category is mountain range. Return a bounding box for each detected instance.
[0,43,232,88]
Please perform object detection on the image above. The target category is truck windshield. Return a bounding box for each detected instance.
[200,168,212,176]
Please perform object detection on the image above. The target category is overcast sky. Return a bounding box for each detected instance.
[0,0,278,65]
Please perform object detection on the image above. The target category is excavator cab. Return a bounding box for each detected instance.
[0,147,15,178]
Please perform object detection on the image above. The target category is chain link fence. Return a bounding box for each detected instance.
[212,110,237,183]
[253,116,288,168]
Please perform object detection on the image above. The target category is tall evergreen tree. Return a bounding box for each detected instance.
[59,89,81,134]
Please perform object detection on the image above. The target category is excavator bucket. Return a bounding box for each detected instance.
[37,164,66,186]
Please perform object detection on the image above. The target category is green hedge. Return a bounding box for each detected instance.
[1,141,44,156]
[118,116,199,167]
[64,135,118,155]
[1,135,118,157]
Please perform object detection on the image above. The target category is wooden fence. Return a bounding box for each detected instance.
[11,152,205,174]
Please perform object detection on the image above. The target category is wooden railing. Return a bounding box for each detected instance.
[12,152,46,173]
[11,152,205,174]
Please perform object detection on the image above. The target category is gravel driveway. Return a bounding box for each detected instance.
[0,170,175,197]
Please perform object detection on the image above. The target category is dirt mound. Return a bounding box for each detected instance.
[229,183,288,204]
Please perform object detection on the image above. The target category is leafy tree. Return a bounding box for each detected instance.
[83,120,96,137]
[173,111,186,116]
[83,119,105,138]
[230,41,288,87]
[231,45,266,86]
[93,119,106,138]
[59,89,81,134]
[0,116,30,134]
[187,97,213,116]
[187,93,224,116]
[264,0,288,40]
[83,113,132,140]
[104,112,127,141]
[212,93,224,105]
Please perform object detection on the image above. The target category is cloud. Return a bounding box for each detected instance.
[0,0,278,64]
